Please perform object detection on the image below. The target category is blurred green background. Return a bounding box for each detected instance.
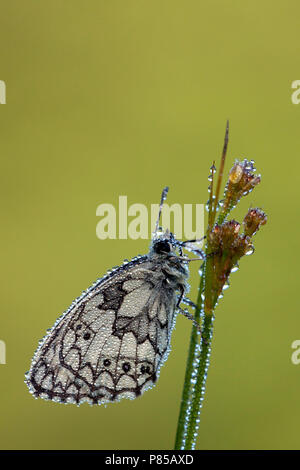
[0,0,299,450]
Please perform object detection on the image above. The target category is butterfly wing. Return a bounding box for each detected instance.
[25,257,178,405]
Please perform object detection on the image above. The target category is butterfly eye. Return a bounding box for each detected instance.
[153,240,171,254]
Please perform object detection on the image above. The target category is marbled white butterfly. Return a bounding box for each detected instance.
[25,187,202,405]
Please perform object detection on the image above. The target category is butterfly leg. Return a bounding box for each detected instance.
[177,302,209,345]
[177,289,201,330]
[181,296,197,309]
[176,287,198,309]
[177,306,202,335]
[176,287,209,343]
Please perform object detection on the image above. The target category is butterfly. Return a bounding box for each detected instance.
[25,187,203,405]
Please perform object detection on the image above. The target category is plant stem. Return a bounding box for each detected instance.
[174,259,217,450]
[184,311,214,449]
[174,271,204,449]
[174,124,266,450]
[211,120,229,222]
[174,123,229,450]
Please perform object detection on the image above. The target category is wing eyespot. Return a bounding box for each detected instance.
[122,362,131,373]
[140,364,151,375]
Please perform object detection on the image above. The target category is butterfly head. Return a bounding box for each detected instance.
[150,229,181,259]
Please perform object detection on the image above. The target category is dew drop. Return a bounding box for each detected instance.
[231,265,239,273]
[245,246,254,255]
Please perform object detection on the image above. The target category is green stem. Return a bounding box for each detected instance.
[174,270,205,449]
[184,312,214,449]
[174,247,217,449]
[174,123,230,449]
[217,199,236,225]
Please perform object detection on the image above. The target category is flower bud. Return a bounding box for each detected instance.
[243,208,267,237]
[222,159,261,217]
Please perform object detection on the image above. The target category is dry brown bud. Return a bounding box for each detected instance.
[208,220,255,298]
[243,208,267,237]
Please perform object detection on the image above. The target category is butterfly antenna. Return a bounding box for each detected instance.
[155,186,169,235]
